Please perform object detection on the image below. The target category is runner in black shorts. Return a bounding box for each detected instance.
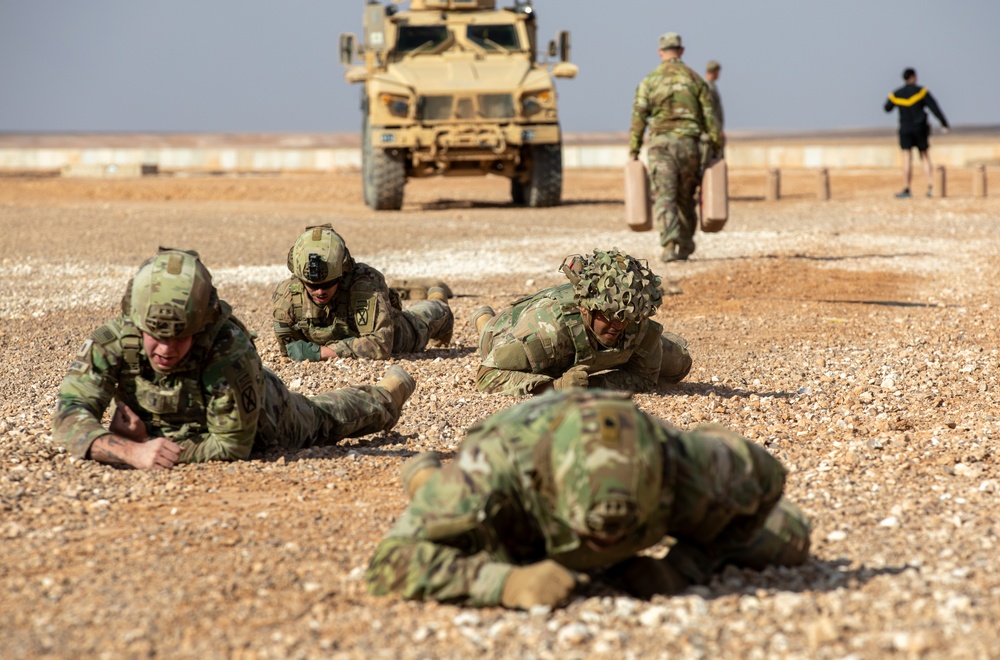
[885,68,949,198]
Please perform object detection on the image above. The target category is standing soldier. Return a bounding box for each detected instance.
[272,224,454,362]
[704,60,725,153]
[884,68,950,199]
[53,248,415,470]
[366,390,812,608]
[630,32,721,263]
[470,248,691,397]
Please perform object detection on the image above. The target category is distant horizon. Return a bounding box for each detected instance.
[1,1,997,135]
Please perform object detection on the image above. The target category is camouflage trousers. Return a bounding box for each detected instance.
[659,332,692,384]
[255,369,399,451]
[394,300,454,352]
[649,135,702,255]
[663,424,812,583]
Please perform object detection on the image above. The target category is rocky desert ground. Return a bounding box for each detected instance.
[1,166,998,659]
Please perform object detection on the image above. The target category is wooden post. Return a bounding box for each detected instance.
[766,169,781,201]
[817,168,830,201]
[934,166,947,198]
[973,165,988,198]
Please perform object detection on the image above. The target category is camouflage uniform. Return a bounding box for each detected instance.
[366,390,812,607]
[630,50,720,259]
[53,249,404,463]
[475,249,691,396]
[273,224,453,359]
[272,266,452,359]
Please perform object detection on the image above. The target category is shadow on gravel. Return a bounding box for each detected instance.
[254,434,458,465]
[663,382,796,400]
[417,198,618,210]
[690,251,934,264]
[583,557,909,602]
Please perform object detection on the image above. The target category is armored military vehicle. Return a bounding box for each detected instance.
[340,0,577,210]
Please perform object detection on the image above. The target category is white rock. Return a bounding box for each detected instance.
[556,622,591,645]
[879,516,899,527]
[453,612,481,627]
[638,606,669,627]
[826,530,848,542]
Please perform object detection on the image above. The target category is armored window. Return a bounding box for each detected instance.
[467,25,520,51]
[396,26,450,53]
[479,94,515,119]
[418,95,454,121]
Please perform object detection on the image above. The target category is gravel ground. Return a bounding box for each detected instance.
[1,167,998,659]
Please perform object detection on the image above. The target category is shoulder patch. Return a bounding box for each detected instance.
[91,325,116,346]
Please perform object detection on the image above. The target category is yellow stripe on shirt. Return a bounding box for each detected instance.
[888,87,928,107]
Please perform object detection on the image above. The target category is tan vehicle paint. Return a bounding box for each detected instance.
[340,0,577,210]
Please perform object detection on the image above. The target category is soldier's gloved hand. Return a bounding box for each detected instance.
[614,556,689,599]
[552,367,589,391]
[286,340,322,362]
[500,560,578,610]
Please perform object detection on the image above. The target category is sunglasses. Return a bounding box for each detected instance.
[303,278,341,292]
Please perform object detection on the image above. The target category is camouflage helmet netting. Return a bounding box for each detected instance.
[566,248,662,321]
[288,224,350,285]
[547,392,665,543]
[130,248,217,339]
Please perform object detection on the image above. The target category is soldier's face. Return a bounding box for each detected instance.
[303,278,340,306]
[587,310,628,346]
[142,333,194,373]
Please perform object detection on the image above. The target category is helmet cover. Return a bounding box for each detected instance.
[562,248,662,322]
[130,248,216,339]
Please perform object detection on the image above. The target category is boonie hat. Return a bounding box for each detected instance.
[706,60,721,72]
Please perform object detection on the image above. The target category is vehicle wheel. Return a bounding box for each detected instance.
[525,143,562,207]
[510,177,526,205]
[371,148,406,210]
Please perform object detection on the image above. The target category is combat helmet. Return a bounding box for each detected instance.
[540,392,665,544]
[560,248,662,323]
[287,224,353,285]
[130,248,218,339]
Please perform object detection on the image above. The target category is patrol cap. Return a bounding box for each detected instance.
[659,32,682,50]
[545,392,665,543]
[706,60,721,72]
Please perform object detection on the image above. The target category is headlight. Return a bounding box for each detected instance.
[521,91,553,117]
[380,93,410,118]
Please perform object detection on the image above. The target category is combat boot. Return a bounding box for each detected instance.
[426,286,454,348]
[377,365,416,413]
[470,305,496,334]
[400,452,442,499]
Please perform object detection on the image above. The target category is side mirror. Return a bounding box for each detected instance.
[339,33,356,66]
[558,30,571,63]
[547,39,557,58]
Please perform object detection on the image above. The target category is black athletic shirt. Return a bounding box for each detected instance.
[884,83,949,132]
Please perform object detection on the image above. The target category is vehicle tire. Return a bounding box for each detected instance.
[510,177,526,205]
[371,148,405,210]
[525,143,562,207]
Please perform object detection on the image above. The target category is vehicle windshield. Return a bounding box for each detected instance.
[396,26,450,54]
[467,24,520,51]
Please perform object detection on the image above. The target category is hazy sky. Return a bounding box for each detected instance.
[1,0,997,134]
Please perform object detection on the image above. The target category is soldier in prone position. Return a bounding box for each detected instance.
[366,390,812,609]
[272,224,454,362]
[470,248,691,397]
[53,248,415,470]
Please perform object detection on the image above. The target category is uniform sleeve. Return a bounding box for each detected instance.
[589,323,662,392]
[925,91,949,128]
[327,279,395,360]
[629,77,652,155]
[697,78,721,148]
[271,278,305,357]
[475,302,575,397]
[174,326,262,463]
[366,439,518,606]
[52,335,118,458]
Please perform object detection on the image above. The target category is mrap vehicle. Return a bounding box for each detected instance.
[340,0,577,210]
